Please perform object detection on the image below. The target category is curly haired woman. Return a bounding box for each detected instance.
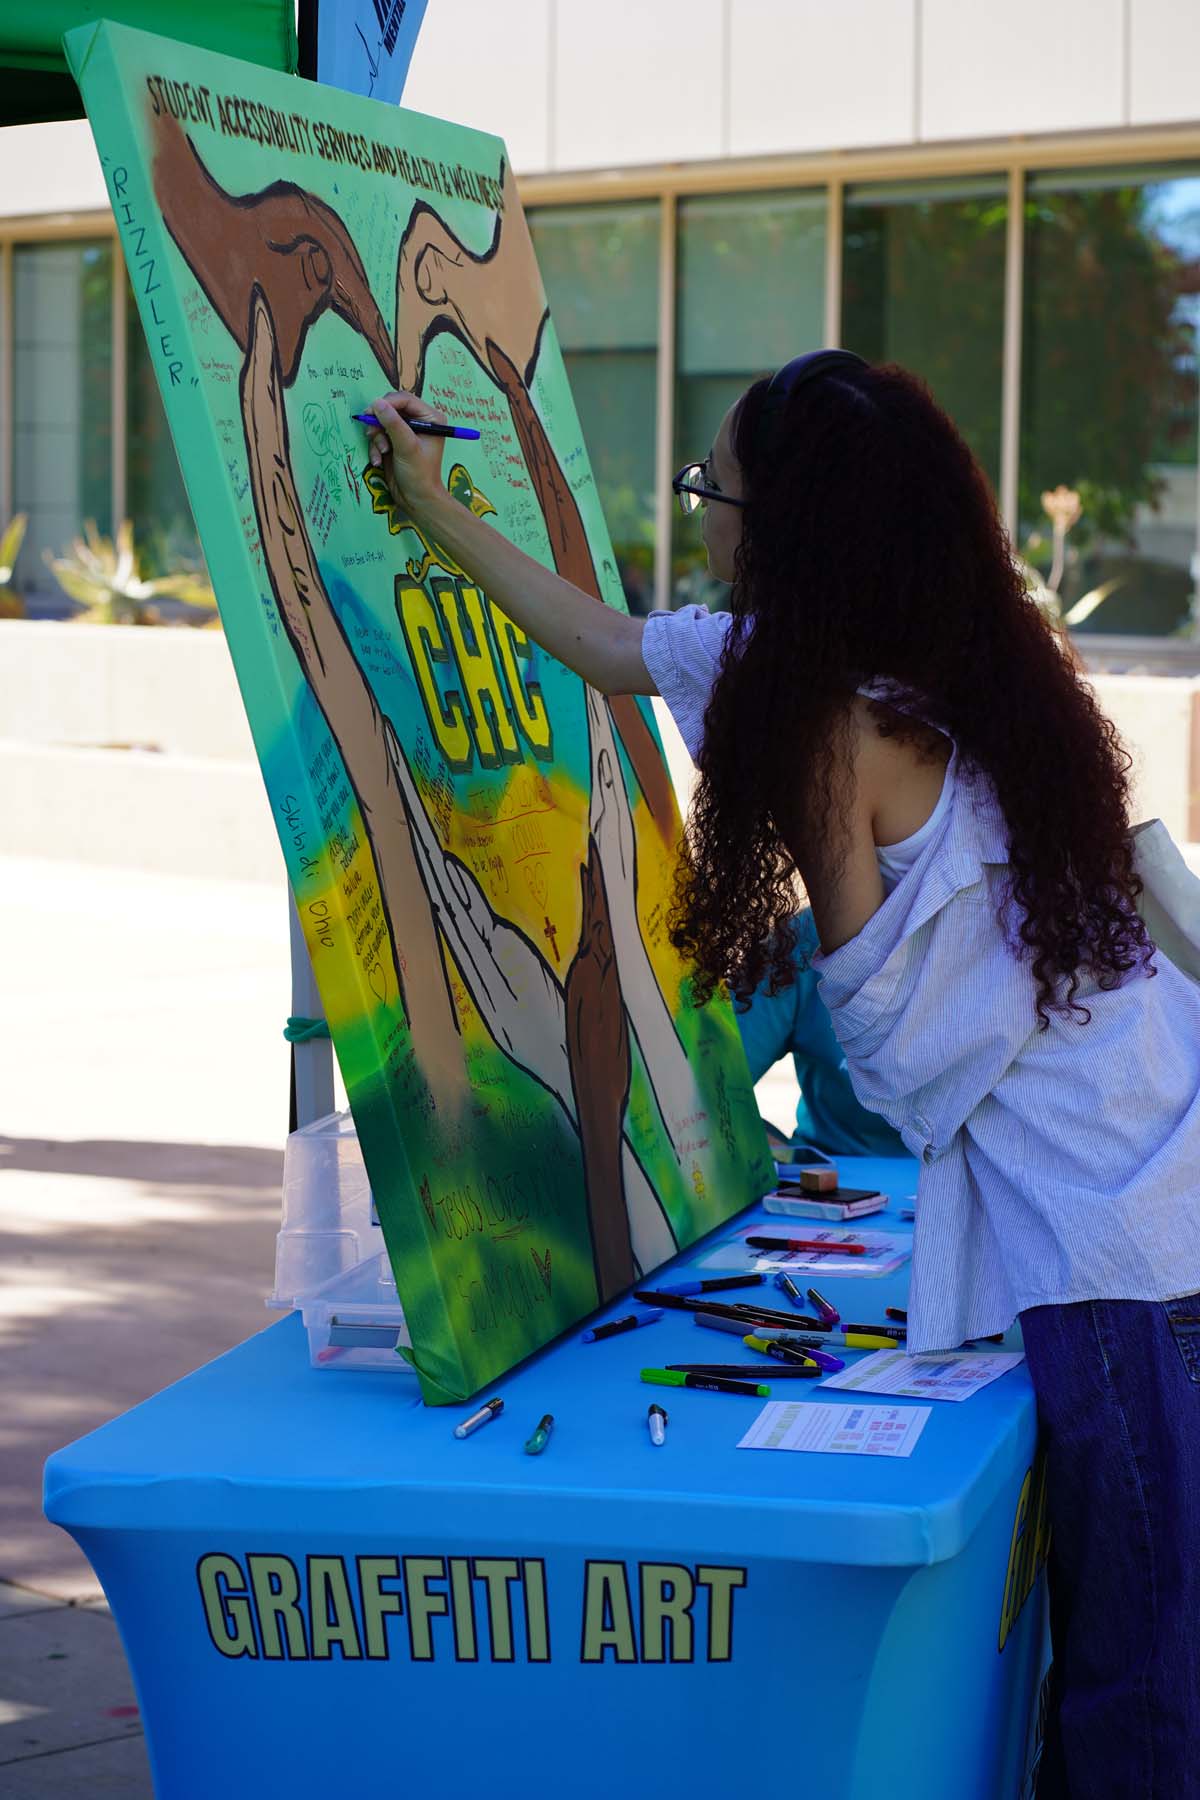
[367,353,1200,1799]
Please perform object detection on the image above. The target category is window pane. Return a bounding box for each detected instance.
[126,271,203,584]
[673,190,826,608]
[12,241,112,607]
[1021,166,1200,638]
[842,175,1007,492]
[529,202,659,615]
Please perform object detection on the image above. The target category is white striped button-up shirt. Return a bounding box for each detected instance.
[643,603,1200,1350]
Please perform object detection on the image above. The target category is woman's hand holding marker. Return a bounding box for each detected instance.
[365,390,448,512]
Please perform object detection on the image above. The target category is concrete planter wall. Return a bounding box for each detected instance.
[3,620,1198,883]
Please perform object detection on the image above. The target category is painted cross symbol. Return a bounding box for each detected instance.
[543,916,560,960]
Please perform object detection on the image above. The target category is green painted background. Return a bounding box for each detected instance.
[66,19,772,1402]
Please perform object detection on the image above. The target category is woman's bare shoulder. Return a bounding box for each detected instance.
[850,693,952,842]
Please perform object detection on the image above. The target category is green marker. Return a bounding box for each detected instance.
[524,1412,554,1455]
[641,1368,770,1398]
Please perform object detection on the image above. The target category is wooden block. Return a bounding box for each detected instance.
[799,1167,839,1193]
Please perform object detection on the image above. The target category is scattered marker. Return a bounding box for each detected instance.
[524,1413,555,1456]
[454,1397,504,1440]
[582,1309,664,1344]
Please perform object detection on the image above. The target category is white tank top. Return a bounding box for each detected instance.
[875,750,957,895]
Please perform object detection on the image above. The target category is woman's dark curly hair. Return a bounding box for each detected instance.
[669,361,1155,1027]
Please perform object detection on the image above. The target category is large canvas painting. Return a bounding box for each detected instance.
[66,20,774,1402]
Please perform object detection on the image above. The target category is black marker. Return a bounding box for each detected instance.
[653,1274,767,1297]
[642,1369,769,1397]
[808,1286,840,1325]
[635,1290,826,1332]
[581,1309,664,1344]
[666,1363,821,1380]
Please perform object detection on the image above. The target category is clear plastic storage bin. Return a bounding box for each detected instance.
[298,1251,413,1371]
[268,1108,411,1374]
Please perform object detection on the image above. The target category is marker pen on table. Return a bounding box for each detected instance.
[807,1286,840,1325]
[667,1363,821,1380]
[743,1335,820,1370]
[352,411,481,440]
[647,1404,668,1446]
[748,1235,868,1257]
[641,1369,770,1398]
[581,1309,664,1343]
[653,1274,766,1297]
[775,1271,809,1310]
[751,1327,900,1352]
[635,1290,823,1330]
[695,1310,762,1337]
[842,1321,906,1343]
[453,1397,504,1439]
[743,1334,843,1373]
[694,1308,831,1341]
[524,1413,554,1456]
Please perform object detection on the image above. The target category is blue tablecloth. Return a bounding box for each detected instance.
[44,1157,1050,1799]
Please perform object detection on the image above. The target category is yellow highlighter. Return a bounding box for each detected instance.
[743,1334,824,1370]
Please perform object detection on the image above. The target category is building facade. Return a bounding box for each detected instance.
[1,0,1198,656]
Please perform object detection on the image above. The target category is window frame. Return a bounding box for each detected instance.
[3,119,1200,639]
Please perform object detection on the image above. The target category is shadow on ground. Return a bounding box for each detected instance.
[0,1135,284,1600]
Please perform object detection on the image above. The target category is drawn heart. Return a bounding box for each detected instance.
[531,1247,552,1292]
[523,863,549,907]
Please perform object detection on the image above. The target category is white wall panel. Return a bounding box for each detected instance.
[0,121,109,218]
[401,0,553,173]
[921,0,1124,140]
[1130,0,1200,126]
[729,0,917,156]
[554,0,725,170]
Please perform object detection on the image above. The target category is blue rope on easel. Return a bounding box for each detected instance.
[283,1015,332,1043]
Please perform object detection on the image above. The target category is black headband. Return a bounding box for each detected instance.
[758,348,868,443]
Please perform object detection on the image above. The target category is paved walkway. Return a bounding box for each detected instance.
[1,858,293,1793]
[0,852,799,1793]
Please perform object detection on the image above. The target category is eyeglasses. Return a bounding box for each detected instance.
[672,460,748,517]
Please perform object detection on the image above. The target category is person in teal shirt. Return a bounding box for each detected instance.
[735,911,906,1159]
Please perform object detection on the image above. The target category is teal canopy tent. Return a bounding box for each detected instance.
[0,2,298,125]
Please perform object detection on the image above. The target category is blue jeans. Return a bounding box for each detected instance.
[1021,1295,1200,1799]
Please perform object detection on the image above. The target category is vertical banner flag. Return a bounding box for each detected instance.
[309,0,428,104]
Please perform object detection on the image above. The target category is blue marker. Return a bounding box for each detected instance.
[352,410,480,440]
[654,1275,765,1298]
[774,1270,808,1310]
[581,1309,664,1344]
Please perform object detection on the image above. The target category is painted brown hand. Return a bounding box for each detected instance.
[242,287,675,1274]
[565,837,636,1299]
[153,109,396,388]
[394,175,674,837]
[394,161,546,393]
[382,723,677,1279]
[240,285,465,1107]
[486,342,674,837]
